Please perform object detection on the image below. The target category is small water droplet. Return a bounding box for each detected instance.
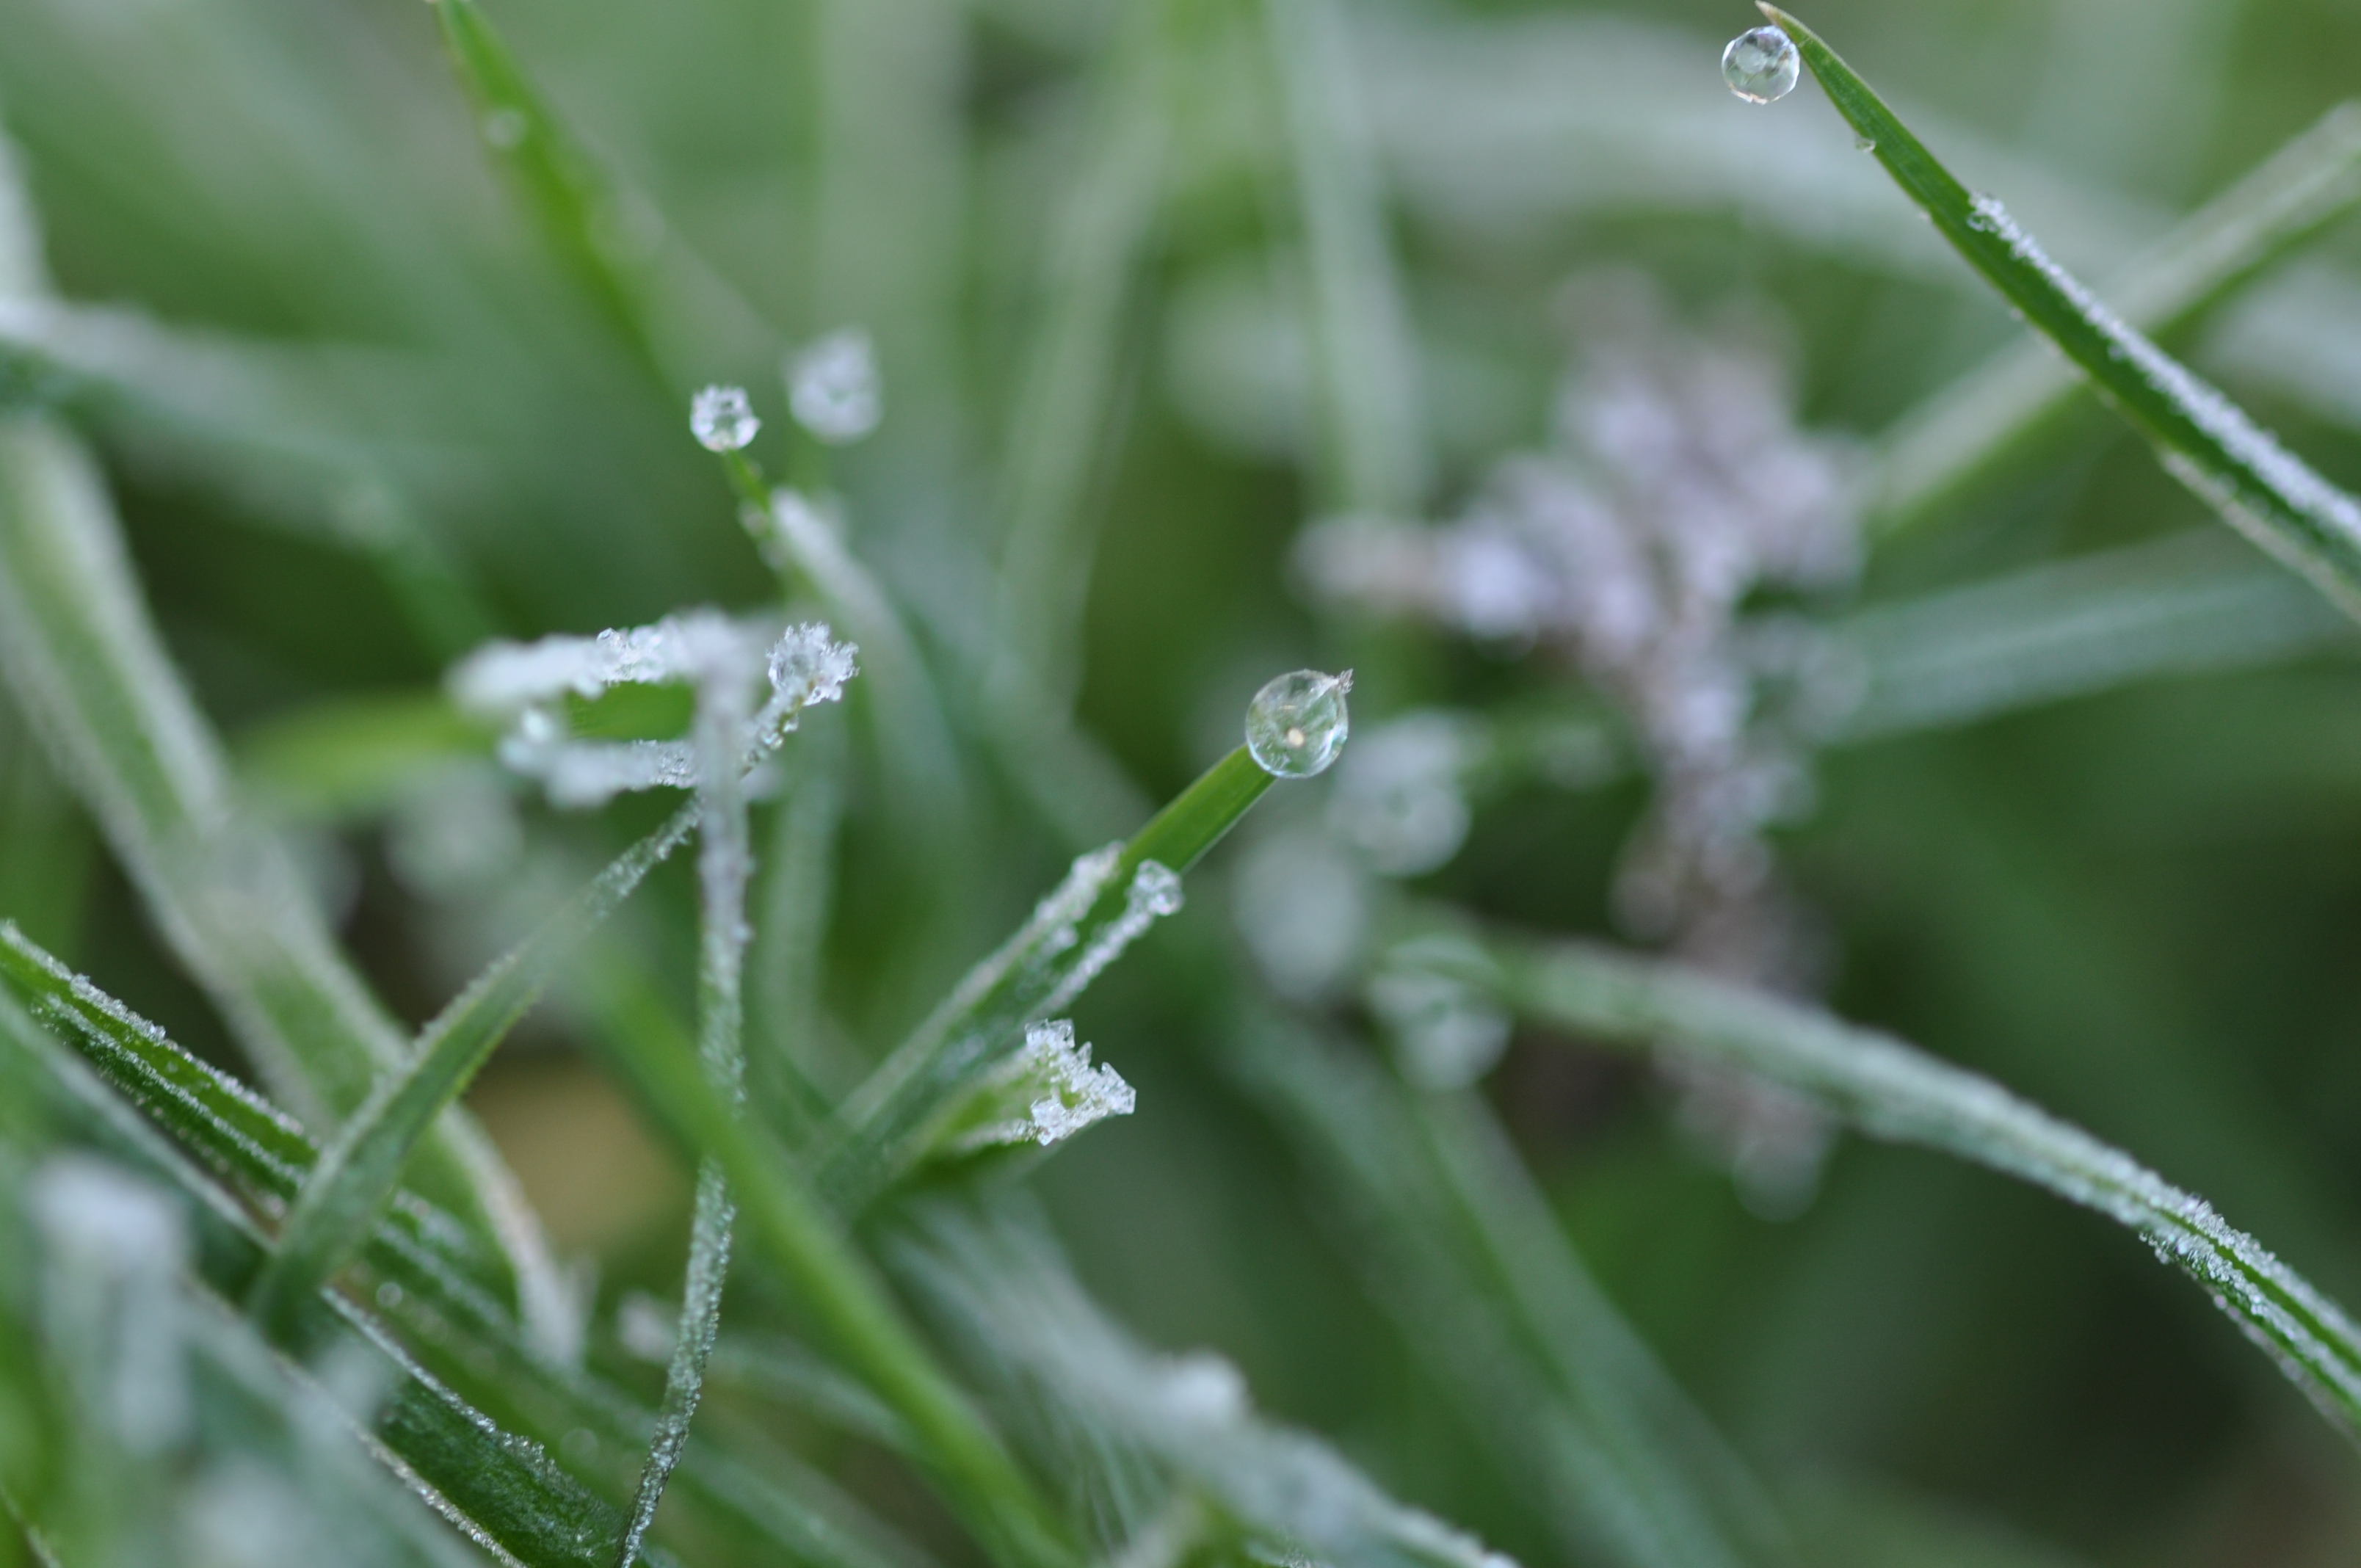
[1853,132,1876,153]
[1246,669,1352,778]
[690,384,760,452]
[1722,24,1799,104]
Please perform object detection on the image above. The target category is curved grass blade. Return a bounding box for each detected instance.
[819,743,1279,1213]
[1232,1011,1792,1568]
[893,1197,1513,1568]
[1827,530,2356,742]
[0,409,566,1339]
[0,923,935,1568]
[1872,100,2361,534]
[1765,5,2361,617]
[246,803,694,1340]
[1440,929,2361,1440]
[568,961,1078,1568]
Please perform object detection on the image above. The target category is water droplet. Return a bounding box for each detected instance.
[1721,24,1799,104]
[690,384,759,452]
[1853,132,1876,153]
[1245,669,1352,778]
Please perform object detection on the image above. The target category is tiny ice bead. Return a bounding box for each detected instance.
[1722,24,1799,104]
[1245,669,1352,778]
[690,384,760,452]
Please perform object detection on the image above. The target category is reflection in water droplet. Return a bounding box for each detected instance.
[689,385,760,452]
[1245,669,1352,777]
[1721,25,1799,104]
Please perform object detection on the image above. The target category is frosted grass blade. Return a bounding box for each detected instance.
[1265,0,1428,517]
[819,745,1277,1213]
[1765,6,2361,618]
[0,929,929,1568]
[1873,101,2361,533]
[570,962,1075,1568]
[1234,1013,1790,1568]
[1828,530,2354,741]
[895,1198,1512,1568]
[988,0,1174,709]
[1455,932,2361,1439]
[246,804,694,1340]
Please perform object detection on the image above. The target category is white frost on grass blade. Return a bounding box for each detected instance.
[1037,860,1183,1017]
[450,612,855,808]
[29,1154,190,1452]
[955,1020,1138,1150]
[1962,192,2361,602]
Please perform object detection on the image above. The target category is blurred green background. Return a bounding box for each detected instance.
[7,0,2361,1561]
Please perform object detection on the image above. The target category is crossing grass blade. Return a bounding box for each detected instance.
[1432,928,2361,1440]
[244,804,694,1340]
[1765,5,2361,618]
[817,744,1277,1214]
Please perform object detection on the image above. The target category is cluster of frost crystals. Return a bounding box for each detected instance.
[1037,860,1186,1017]
[449,612,855,809]
[961,1020,1139,1149]
[786,327,882,445]
[29,1155,191,1453]
[1298,274,1860,1191]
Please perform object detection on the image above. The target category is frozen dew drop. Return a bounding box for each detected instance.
[1721,24,1799,104]
[690,383,760,452]
[786,327,882,445]
[1245,669,1352,778]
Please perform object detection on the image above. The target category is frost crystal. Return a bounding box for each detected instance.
[1039,859,1187,1017]
[451,613,856,808]
[963,1020,1138,1149]
[689,383,760,452]
[786,327,882,445]
[1327,711,1484,876]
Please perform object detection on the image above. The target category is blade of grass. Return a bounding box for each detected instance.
[818,743,1279,1213]
[1232,1011,1792,1568]
[1827,530,2355,742]
[1871,101,2361,536]
[893,1195,1513,1568]
[1432,928,2361,1440]
[245,803,694,1341]
[988,0,1175,711]
[570,959,1078,1568]
[1766,5,2361,618]
[0,922,935,1568]
[1263,0,1428,518]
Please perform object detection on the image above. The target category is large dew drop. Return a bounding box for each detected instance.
[1246,669,1352,778]
[1722,24,1799,104]
[690,384,760,452]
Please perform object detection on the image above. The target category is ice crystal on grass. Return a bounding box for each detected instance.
[786,327,882,445]
[451,613,855,808]
[958,1020,1138,1149]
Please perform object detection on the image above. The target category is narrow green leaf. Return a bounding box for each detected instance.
[0,929,932,1568]
[819,744,1279,1213]
[1872,100,2361,534]
[1766,5,2361,617]
[1448,930,2361,1440]
[234,688,496,824]
[570,962,1077,1568]
[246,804,694,1340]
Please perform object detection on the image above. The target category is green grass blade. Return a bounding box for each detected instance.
[1264,0,1429,517]
[987,0,1174,710]
[1872,100,2361,534]
[1766,6,2361,617]
[893,1197,1511,1568]
[246,804,694,1340]
[819,744,1279,1213]
[1453,931,2361,1440]
[1233,1012,1791,1568]
[570,962,1077,1568]
[1829,531,2354,742]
